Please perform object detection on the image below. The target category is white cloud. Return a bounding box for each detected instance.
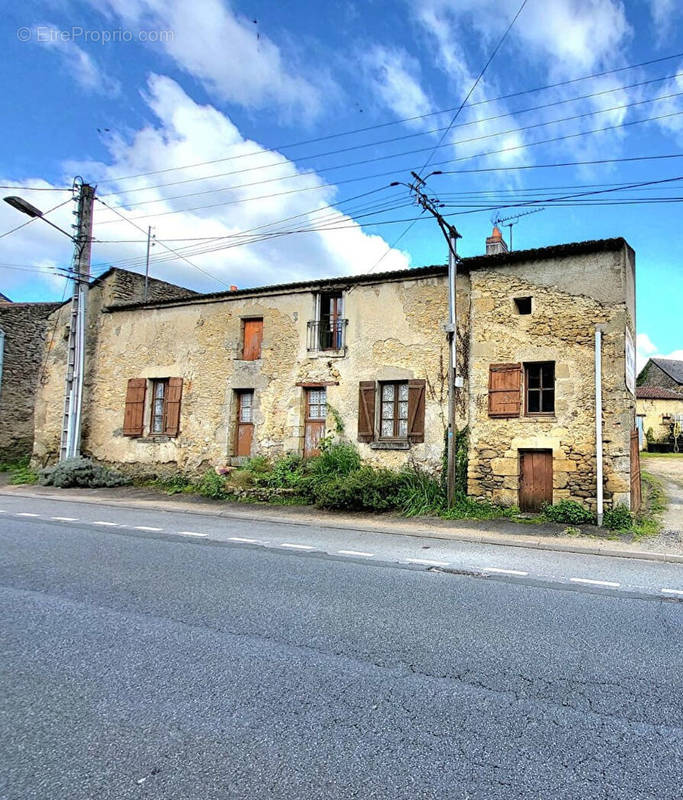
[35,24,120,95]
[362,46,433,128]
[92,0,325,120]
[40,75,409,295]
[636,333,683,372]
[649,0,682,44]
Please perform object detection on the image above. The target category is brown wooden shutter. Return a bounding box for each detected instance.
[164,377,183,436]
[357,381,376,442]
[123,378,146,436]
[407,379,426,443]
[488,363,522,418]
[242,319,263,360]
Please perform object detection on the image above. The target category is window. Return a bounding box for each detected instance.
[151,379,168,433]
[241,318,263,360]
[123,377,183,437]
[357,380,425,444]
[308,291,346,352]
[525,362,555,414]
[306,387,327,419]
[238,390,253,422]
[380,382,409,439]
[514,296,532,315]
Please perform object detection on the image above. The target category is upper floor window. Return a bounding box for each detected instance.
[308,291,347,352]
[514,296,532,315]
[241,318,263,360]
[525,362,555,414]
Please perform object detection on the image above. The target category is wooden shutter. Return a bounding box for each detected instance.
[164,377,183,436]
[242,319,263,360]
[357,381,376,442]
[407,379,426,443]
[488,363,522,418]
[123,378,146,436]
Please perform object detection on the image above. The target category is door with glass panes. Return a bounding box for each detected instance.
[235,390,254,457]
[304,387,327,457]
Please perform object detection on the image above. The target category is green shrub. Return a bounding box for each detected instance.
[154,472,194,495]
[398,466,446,516]
[542,499,595,525]
[309,441,361,480]
[39,458,129,489]
[603,503,633,531]
[314,466,403,511]
[441,496,518,521]
[196,469,230,500]
[242,455,272,475]
[258,453,314,497]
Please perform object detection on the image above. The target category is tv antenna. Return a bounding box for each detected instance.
[491,207,545,252]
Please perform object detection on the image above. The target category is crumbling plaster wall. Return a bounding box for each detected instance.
[466,247,635,510]
[34,274,453,474]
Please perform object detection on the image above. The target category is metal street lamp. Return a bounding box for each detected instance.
[3,195,74,240]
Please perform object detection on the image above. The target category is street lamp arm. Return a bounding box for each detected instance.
[3,195,74,240]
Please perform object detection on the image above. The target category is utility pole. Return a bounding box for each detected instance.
[143,225,155,302]
[392,172,462,505]
[60,181,95,461]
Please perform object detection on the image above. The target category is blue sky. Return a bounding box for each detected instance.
[0,0,681,367]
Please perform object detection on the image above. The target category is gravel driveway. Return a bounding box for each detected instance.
[641,455,683,536]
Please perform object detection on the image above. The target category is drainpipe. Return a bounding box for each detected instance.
[595,326,604,526]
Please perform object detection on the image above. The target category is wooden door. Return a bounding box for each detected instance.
[630,429,641,512]
[236,391,254,457]
[519,450,553,512]
[304,387,326,458]
[242,319,263,361]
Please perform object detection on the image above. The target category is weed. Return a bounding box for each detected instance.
[603,503,632,531]
[542,499,596,526]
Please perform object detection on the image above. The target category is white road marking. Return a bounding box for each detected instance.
[134,526,162,532]
[229,536,258,543]
[570,577,620,588]
[92,521,119,527]
[16,512,40,517]
[280,542,315,550]
[51,516,78,522]
[405,557,449,567]
[483,567,529,576]
[338,550,374,557]
[661,588,683,596]
[176,531,208,538]
[0,509,6,513]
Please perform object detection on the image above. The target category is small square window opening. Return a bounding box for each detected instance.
[514,296,532,315]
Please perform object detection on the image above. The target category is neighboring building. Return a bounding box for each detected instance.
[31,235,639,511]
[637,357,683,394]
[0,300,61,458]
[0,291,12,303]
[636,386,683,449]
[1,268,195,460]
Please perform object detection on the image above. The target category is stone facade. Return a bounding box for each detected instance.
[637,392,683,445]
[31,237,638,510]
[0,301,60,458]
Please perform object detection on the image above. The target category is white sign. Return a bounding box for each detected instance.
[625,328,636,395]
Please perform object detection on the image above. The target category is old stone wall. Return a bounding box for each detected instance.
[466,246,635,510]
[638,397,683,443]
[34,273,453,474]
[0,302,60,458]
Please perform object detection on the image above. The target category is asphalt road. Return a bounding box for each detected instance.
[1,503,682,799]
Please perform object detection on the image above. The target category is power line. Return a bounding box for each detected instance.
[93,106,683,227]
[94,197,232,288]
[102,70,683,200]
[97,51,683,185]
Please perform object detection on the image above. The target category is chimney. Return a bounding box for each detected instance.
[486,225,508,255]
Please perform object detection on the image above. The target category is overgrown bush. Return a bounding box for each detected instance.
[309,441,361,480]
[257,453,314,497]
[398,466,446,516]
[542,499,595,526]
[441,496,519,521]
[314,466,404,511]
[196,469,230,500]
[603,503,633,531]
[39,457,129,489]
[154,472,194,495]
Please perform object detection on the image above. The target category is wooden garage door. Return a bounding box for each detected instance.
[519,450,553,512]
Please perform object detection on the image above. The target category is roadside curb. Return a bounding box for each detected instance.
[2,485,682,565]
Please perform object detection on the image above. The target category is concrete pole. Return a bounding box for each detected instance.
[446,229,459,505]
[61,182,95,460]
[144,225,152,303]
[595,327,604,526]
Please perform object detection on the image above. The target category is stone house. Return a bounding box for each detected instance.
[31,234,638,511]
[1,268,194,461]
[636,357,683,449]
[637,357,683,394]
